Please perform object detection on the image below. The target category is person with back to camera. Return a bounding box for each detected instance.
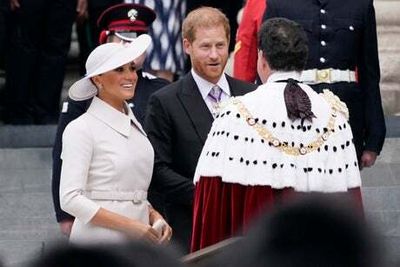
[52,3,169,237]
[59,36,172,245]
[263,0,386,168]
[191,18,363,251]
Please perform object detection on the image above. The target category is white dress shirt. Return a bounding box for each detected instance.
[60,97,154,244]
[191,69,231,115]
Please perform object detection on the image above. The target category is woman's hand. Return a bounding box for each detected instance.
[127,220,160,244]
[75,0,88,24]
[157,220,173,244]
[148,206,173,244]
[10,0,20,11]
[149,207,163,224]
[90,207,160,244]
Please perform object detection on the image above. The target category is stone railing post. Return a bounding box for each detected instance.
[375,0,400,115]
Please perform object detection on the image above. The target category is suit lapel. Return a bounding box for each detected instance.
[177,73,213,144]
[227,75,250,96]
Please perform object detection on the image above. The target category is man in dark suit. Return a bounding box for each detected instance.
[144,7,257,253]
[263,0,386,168]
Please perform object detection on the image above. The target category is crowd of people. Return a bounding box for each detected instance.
[0,0,390,265]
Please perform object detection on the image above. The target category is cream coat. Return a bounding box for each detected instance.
[60,97,154,244]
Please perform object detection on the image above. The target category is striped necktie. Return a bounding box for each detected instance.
[208,85,223,118]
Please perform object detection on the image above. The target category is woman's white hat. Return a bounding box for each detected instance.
[68,34,151,101]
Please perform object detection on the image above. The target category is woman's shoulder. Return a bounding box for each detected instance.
[63,113,93,139]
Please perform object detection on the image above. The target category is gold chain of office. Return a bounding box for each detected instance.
[231,96,339,156]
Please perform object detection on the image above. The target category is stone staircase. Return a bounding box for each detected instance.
[361,138,400,265]
[0,1,399,266]
[0,146,63,267]
[0,121,399,266]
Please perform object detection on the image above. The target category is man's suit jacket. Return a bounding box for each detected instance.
[144,72,257,252]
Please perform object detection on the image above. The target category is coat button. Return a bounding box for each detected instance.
[320,57,326,63]
[321,40,326,46]
[349,25,354,31]
[321,24,327,30]
[320,9,326,14]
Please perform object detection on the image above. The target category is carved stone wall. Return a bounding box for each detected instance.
[375,0,400,115]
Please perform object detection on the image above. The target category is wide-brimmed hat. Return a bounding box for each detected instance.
[97,3,156,44]
[68,34,151,101]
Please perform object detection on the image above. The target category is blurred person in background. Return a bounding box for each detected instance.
[0,0,11,122]
[3,0,80,124]
[74,0,123,75]
[30,240,184,267]
[233,0,266,83]
[128,0,186,81]
[215,194,383,267]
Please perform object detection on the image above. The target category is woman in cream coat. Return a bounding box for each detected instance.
[60,35,172,245]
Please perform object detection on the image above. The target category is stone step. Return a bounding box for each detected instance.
[362,186,400,212]
[0,240,45,267]
[0,148,52,168]
[0,127,56,148]
[366,211,400,237]
[0,117,398,149]
[381,83,400,115]
[361,163,400,187]
[0,192,55,221]
[381,237,400,267]
[0,137,398,266]
[0,169,51,193]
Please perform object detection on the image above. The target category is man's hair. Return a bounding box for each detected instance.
[258,18,308,72]
[182,7,230,43]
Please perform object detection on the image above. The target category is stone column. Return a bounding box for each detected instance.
[375,0,400,115]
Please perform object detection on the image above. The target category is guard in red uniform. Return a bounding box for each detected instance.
[233,0,266,83]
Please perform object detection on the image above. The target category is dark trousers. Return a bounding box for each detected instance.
[76,0,122,75]
[4,0,76,124]
[166,203,192,254]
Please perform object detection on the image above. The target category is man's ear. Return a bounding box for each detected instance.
[259,51,269,70]
[257,50,272,83]
[183,38,192,55]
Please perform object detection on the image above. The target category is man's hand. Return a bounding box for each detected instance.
[10,0,20,11]
[360,150,378,169]
[59,219,74,237]
[76,0,88,22]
